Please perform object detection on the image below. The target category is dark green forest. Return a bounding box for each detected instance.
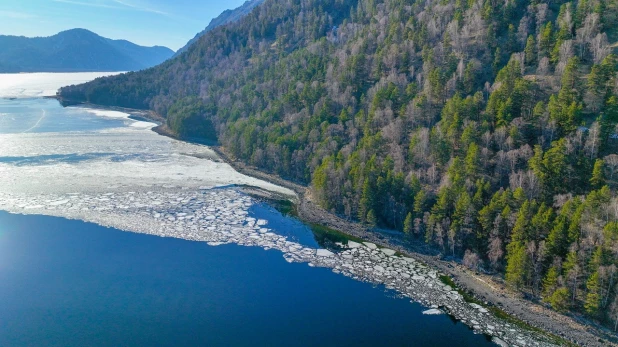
[59,0,618,329]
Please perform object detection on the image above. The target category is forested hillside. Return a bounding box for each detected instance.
[59,0,618,329]
[173,0,264,57]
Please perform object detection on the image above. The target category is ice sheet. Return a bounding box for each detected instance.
[0,72,123,98]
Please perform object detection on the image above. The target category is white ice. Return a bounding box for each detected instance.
[0,72,123,98]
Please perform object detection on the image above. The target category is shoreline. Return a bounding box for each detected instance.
[54,100,617,346]
[0,187,546,347]
[211,146,617,347]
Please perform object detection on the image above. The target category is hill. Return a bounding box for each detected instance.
[59,0,618,331]
[173,0,264,57]
[0,29,174,72]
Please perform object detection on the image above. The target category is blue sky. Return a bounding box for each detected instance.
[0,0,248,51]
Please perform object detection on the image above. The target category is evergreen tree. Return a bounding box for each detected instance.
[359,178,375,222]
[524,35,536,65]
[413,189,427,215]
[549,287,570,312]
[366,209,378,227]
[585,271,602,318]
[543,266,560,299]
[464,143,480,177]
[539,22,554,57]
[590,159,605,189]
[549,58,583,133]
[404,212,414,235]
[506,242,528,288]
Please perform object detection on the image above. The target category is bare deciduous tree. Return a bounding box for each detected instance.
[463,249,482,271]
[591,33,611,64]
[584,122,600,160]
[537,57,550,76]
[605,154,618,181]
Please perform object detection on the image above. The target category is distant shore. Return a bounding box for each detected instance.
[56,100,617,346]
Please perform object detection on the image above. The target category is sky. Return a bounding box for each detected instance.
[0,0,248,51]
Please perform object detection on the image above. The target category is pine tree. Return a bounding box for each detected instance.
[506,242,528,288]
[543,266,560,299]
[403,212,413,235]
[529,145,544,180]
[366,209,378,227]
[524,35,536,65]
[465,143,480,177]
[545,209,570,258]
[413,189,427,215]
[492,47,502,73]
[604,222,618,244]
[463,61,477,94]
[542,139,569,196]
[590,159,605,189]
[549,287,570,312]
[588,55,617,99]
[506,201,533,288]
[548,58,583,133]
[359,178,375,222]
[585,271,602,318]
[539,22,554,57]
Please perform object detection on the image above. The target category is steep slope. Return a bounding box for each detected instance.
[173,0,264,57]
[60,0,618,331]
[0,29,174,72]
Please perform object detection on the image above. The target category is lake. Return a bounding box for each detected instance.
[0,211,493,347]
[0,73,502,346]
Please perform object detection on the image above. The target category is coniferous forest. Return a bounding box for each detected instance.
[59,0,618,329]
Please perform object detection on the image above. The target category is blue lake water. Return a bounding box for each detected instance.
[0,211,493,347]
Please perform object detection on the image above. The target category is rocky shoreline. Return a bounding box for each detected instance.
[0,188,556,347]
[36,101,616,345]
[213,146,618,347]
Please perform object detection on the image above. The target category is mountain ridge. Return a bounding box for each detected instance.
[173,0,264,57]
[0,29,174,73]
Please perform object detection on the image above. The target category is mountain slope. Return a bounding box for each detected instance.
[60,0,618,332]
[0,29,174,72]
[173,0,264,57]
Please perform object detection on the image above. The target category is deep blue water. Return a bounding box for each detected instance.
[0,211,493,347]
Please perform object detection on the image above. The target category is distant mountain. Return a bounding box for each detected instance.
[0,29,174,73]
[173,0,263,57]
